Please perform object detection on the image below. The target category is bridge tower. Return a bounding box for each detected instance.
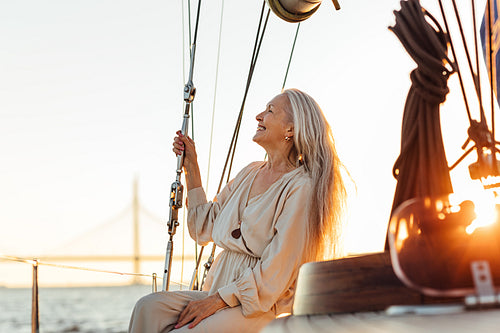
[132,177,140,284]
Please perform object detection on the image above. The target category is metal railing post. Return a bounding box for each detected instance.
[31,259,39,333]
[152,273,157,293]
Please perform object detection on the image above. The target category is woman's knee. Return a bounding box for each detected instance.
[133,292,164,316]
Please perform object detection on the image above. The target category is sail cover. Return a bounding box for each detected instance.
[387,0,454,242]
[480,0,500,107]
[267,0,340,23]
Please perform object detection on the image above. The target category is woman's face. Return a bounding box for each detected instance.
[253,93,293,148]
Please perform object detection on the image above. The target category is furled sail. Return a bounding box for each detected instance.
[267,0,340,23]
[481,0,500,107]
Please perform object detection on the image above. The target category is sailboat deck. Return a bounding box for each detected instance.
[263,307,500,332]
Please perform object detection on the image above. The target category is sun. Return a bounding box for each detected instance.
[449,174,499,234]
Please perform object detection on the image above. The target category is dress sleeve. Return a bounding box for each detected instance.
[186,179,234,246]
[217,179,312,317]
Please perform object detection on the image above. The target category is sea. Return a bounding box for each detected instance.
[0,284,157,333]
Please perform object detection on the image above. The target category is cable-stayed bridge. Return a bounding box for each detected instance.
[11,179,199,285]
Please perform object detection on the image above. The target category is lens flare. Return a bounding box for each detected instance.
[450,183,498,234]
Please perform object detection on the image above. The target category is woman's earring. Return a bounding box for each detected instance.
[285,136,290,141]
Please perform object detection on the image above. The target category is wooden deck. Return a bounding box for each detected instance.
[262,307,500,332]
[263,251,500,332]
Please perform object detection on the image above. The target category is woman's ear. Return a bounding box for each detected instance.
[286,125,294,139]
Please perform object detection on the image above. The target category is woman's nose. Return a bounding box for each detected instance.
[256,112,264,121]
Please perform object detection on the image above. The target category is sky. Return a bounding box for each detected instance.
[0,0,495,287]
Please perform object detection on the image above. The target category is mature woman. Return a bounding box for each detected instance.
[128,88,346,333]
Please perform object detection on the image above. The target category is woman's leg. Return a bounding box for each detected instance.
[128,290,208,333]
[171,306,276,333]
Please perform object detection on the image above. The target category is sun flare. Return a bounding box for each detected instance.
[449,179,499,234]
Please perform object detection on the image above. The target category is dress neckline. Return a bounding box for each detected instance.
[244,162,301,207]
[231,162,302,243]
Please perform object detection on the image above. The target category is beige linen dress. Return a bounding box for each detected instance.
[129,161,312,333]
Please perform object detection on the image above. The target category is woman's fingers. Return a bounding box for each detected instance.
[178,132,194,148]
[176,305,188,327]
[188,314,206,329]
[175,294,226,329]
[172,133,187,156]
[172,131,197,162]
[172,137,185,155]
[176,303,195,328]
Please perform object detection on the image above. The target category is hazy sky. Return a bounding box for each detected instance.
[0,0,494,286]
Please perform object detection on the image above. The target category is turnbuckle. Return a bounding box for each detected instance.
[168,180,183,235]
[184,80,196,103]
[170,180,184,209]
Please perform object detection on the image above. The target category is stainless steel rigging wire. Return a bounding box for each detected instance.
[188,0,226,291]
[485,0,496,141]
[224,3,271,185]
[206,0,226,196]
[282,22,301,91]
[192,3,304,290]
[163,0,202,291]
[438,0,500,181]
[188,0,272,290]
[436,0,472,124]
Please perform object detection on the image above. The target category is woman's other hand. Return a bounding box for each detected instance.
[175,293,227,329]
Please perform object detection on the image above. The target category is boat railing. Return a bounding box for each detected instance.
[0,254,187,333]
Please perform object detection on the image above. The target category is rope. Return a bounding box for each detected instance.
[189,0,202,140]
[180,0,188,293]
[436,0,473,124]
[282,22,301,91]
[206,0,225,194]
[190,0,203,140]
[485,0,496,142]
[471,0,485,122]
[186,0,196,139]
[182,0,187,93]
[450,0,486,123]
[441,0,499,177]
[188,1,270,290]
[387,0,454,248]
[178,0,204,290]
[188,0,192,47]
[0,255,187,287]
[180,209,186,290]
[219,1,270,190]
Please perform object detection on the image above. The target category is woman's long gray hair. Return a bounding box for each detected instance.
[285,88,347,261]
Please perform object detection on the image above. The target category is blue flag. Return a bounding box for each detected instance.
[481,0,500,106]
